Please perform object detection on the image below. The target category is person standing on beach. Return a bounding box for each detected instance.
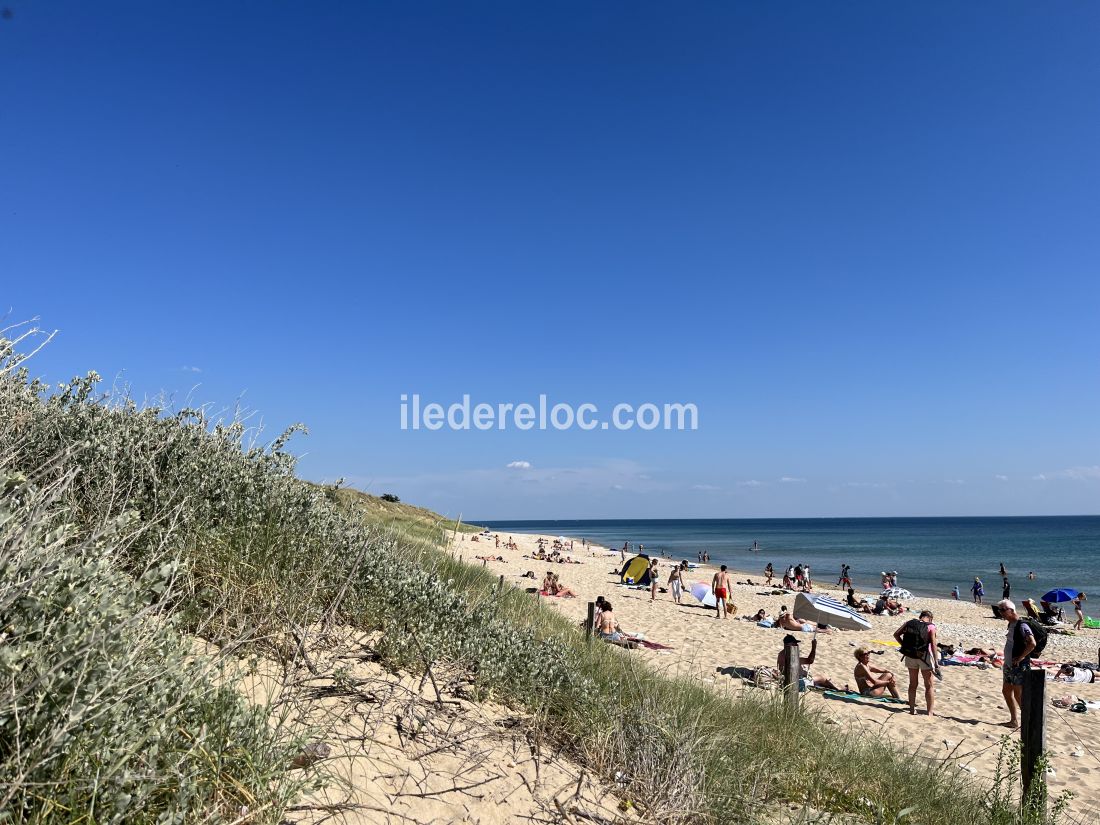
[997,599,1036,728]
[648,558,659,601]
[894,610,938,717]
[1002,577,1011,600]
[838,564,851,588]
[666,563,683,605]
[1073,594,1087,630]
[712,565,732,619]
[952,585,960,600]
[764,563,774,585]
[972,577,985,605]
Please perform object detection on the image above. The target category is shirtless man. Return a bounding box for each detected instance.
[776,634,838,691]
[853,647,901,698]
[712,565,732,618]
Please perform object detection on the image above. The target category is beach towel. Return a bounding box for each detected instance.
[871,639,901,648]
[822,690,908,705]
[633,639,675,650]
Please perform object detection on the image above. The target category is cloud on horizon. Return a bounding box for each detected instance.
[506,460,532,469]
[180,365,202,373]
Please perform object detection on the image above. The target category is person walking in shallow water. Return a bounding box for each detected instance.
[1002,577,1011,600]
[972,577,985,605]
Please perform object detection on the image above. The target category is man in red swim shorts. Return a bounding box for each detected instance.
[712,564,732,619]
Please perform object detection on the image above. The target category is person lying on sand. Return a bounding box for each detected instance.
[854,646,901,698]
[776,607,822,633]
[1053,664,1096,683]
[744,609,770,622]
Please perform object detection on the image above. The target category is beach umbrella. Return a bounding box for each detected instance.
[881,587,914,601]
[793,592,871,631]
[1040,588,1080,603]
[690,582,718,608]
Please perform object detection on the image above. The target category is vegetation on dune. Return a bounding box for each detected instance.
[0,329,1069,824]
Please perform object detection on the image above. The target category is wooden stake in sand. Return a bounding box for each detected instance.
[1021,667,1046,805]
[585,601,596,642]
[782,640,801,709]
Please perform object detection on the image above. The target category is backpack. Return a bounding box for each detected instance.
[1014,618,1048,659]
[899,619,929,658]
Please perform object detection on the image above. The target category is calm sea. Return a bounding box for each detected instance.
[476,517,1100,599]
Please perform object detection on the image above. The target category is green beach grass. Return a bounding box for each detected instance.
[0,332,1071,824]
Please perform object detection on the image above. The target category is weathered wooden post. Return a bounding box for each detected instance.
[497,574,504,594]
[1021,667,1046,804]
[585,601,596,642]
[782,640,801,709]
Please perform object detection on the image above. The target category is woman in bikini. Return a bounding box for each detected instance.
[853,647,901,698]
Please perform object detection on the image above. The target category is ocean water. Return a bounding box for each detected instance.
[477,517,1100,601]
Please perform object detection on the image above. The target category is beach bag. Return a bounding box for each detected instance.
[1015,618,1048,659]
[899,619,928,658]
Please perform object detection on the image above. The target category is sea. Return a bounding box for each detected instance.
[476,517,1100,600]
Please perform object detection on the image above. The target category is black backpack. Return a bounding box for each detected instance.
[1014,618,1048,659]
[899,619,929,658]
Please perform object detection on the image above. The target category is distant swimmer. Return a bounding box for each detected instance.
[751,540,759,552]
[1028,571,1036,581]
[999,562,1006,577]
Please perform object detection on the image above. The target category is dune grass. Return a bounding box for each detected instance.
[0,331,1068,824]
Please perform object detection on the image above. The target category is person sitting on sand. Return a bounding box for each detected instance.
[541,571,554,593]
[853,647,901,698]
[776,634,839,691]
[596,600,626,642]
[549,573,576,598]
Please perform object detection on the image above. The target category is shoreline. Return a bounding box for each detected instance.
[455,528,1100,818]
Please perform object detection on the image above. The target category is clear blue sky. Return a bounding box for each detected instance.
[3,2,1099,518]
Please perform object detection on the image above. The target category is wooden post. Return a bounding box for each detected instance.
[497,574,504,593]
[1021,667,1046,804]
[585,601,596,642]
[482,558,486,567]
[782,640,801,709]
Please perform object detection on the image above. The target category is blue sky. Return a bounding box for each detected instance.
[3,2,1099,519]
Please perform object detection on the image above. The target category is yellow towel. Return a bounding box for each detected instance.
[871,639,900,648]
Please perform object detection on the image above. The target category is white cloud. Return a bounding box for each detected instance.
[506,460,532,470]
[945,479,965,485]
[994,474,1009,481]
[690,484,721,491]
[842,481,890,489]
[737,479,764,487]
[1033,474,1048,481]
[779,476,806,484]
[1063,466,1100,481]
[180,365,202,373]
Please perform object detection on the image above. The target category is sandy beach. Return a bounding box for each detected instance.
[455,530,1100,819]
